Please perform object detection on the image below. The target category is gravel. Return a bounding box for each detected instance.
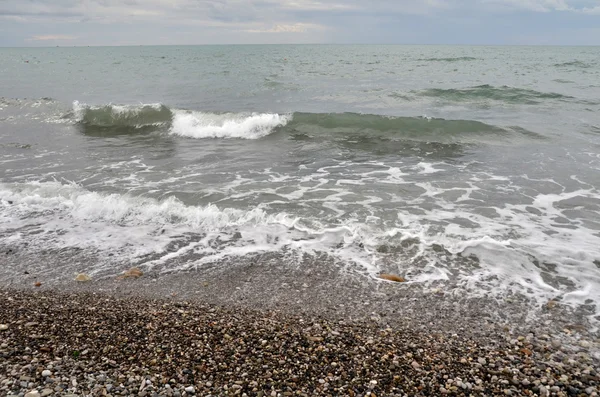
[0,289,598,396]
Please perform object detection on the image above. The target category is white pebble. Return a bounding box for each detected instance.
[41,370,52,377]
[0,324,8,331]
[184,385,195,394]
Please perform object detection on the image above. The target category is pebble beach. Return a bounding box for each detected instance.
[1,282,598,397]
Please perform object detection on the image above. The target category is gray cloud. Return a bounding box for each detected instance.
[1,0,598,46]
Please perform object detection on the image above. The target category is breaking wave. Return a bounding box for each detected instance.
[70,102,541,143]
[169,110,292,139]
[72,102,290,139]
[2,181,599,315]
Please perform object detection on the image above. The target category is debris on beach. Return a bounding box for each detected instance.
[118,267,144,280]
[74,273,91,282]
[546,300,558,309]
[379,273,406,282]
[34,282,42,287]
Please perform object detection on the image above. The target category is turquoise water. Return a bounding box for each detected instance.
[1,45,599,318]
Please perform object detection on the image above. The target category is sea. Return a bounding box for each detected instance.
[1,45,599,321]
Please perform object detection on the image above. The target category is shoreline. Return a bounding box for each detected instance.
[1,288,599,396]
[1,249,599,338]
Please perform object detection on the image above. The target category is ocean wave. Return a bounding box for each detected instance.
[286,112,543,143]
[169,110,291,139]
[73,101,173,128]
[0,181,294,230]
[419,57,478,62]
[418,85,573,105]
[72,102,291,139]
[0,97,55,106]
[554,61,593,68]
[68,102,541,143]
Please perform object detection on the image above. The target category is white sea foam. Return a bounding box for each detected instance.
[1,178,600,318]
[169,111,291,139]
[415,162,444,174]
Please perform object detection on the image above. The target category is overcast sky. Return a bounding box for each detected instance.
[1,0,599,46]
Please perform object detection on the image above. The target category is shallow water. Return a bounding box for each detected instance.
[1,45,599,322]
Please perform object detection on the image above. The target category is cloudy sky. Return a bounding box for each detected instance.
[1,0,599,46]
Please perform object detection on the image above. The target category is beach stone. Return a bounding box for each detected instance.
[122,267,143,279]
[24,392,40,397]
[40,390,53,397]
[74,274,91,282]
[184,386,195,394]
[378,274,405,283]
[0,324,8,331]
[41,370,52,377]
[551,340,562,349]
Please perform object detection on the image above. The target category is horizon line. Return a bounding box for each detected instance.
[2,43,600,49]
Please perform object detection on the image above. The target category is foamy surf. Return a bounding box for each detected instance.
[1,180,599,322]
[169,110,291,139]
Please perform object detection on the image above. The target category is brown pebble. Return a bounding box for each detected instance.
[118,267,144,280]
[546,300,558,309]
[379,274,406,283]
[520,348,533,356]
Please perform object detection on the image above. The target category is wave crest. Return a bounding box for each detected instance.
[169,111,291,139]
[73,101,173,128]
